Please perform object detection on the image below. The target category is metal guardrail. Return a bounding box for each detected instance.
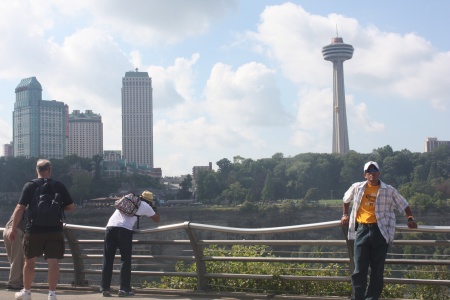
[1,221,449,295]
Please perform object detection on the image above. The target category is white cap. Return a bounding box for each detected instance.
[364,161,380,172]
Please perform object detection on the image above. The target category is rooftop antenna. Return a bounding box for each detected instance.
[335,24,339,37]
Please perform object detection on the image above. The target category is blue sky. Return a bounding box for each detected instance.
[0,1,449,176]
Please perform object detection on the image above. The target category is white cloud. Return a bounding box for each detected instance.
[148,54,200,110]
[289,87,331,151]
[349,98,385,132]
[83,0,238,46]
[205,62,293,127]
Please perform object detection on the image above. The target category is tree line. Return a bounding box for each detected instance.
[0,154,161,205]
[1,144,449,208]
[194,145,450,209]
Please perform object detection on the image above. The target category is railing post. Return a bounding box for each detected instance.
[342,225,355,299]
[63,225,88,286]
[184,222,208,291]
[341,225,354,272]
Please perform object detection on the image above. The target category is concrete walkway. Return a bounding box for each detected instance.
[0,286,238,300]
[0,285,355,300]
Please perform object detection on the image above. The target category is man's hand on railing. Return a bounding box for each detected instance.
[407,219,418,229]
[341,214,349,226]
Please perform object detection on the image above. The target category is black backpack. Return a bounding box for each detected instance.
[28,179,65,227]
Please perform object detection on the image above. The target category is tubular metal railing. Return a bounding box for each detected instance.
[1,221,449,295]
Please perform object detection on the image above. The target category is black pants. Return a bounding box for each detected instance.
[101,227,133,292]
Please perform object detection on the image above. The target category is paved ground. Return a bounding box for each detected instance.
[0,285,355,300]
[0,287,237,300]
[0,285,252,300]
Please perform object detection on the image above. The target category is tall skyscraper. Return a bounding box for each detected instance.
[13,77,67,159]
[121,69,153,168]
[322,37,354,154]
[67,110,103,158]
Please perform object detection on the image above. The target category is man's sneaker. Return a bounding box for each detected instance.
[48,294,57,300]
[15,289,31,300]
[102,290,112,297]
[118,290,135,297]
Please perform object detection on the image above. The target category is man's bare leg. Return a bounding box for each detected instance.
[47,258,60,291]
[23,257,37,290]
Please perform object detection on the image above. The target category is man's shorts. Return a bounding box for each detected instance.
[23,231,65,259]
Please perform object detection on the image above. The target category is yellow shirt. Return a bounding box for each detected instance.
[356,183,379,224]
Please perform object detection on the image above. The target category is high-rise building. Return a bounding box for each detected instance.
[425,137,450,152]
[322,37,354,154]
[13,77,67,159]
[67,110,103,158]
[121,69,153,168]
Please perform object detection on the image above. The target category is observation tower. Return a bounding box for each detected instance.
[322,37,354,154]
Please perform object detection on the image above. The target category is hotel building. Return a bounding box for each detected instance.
[121,69,154,168]
[67,110,103,158]
[13,77,67,159]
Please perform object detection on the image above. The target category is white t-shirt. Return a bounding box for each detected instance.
[106,201,156,230]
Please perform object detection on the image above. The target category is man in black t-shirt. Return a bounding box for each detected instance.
[8,159,75,300]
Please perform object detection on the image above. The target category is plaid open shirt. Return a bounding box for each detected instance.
[343,180,410,244]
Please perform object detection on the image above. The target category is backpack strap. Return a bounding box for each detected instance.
[135,195,141,229]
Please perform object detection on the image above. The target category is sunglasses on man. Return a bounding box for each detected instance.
[366,168,379,173]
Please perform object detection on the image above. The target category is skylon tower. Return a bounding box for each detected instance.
[322,37,354,154]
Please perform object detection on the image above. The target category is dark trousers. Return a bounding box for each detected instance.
[352,223,389,300]
[101,227,133,292]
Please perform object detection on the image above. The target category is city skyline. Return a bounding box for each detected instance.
[0,1,449,176]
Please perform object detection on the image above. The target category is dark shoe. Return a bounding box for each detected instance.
[102,291,111,297]
[118,290,135,297]
[6,285,23,290]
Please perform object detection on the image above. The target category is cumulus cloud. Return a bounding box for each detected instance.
[205,62,293,127]
[81,0,238,46]
[148,54,200,110]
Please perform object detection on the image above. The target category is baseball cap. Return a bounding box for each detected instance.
[364,161,380,172]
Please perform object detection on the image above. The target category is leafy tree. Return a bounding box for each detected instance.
[408,193,434,210]
[412,165,428,182]
[304,188,319,202]
[220,182,247,205]
[434,178,450,198]
[69,172,92,205]
[195,171,220,203]
[372,145,394,162]
[177,174,193,199]
[261,172,275,202]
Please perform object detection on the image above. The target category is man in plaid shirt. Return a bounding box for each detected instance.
[341,161,417,300]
